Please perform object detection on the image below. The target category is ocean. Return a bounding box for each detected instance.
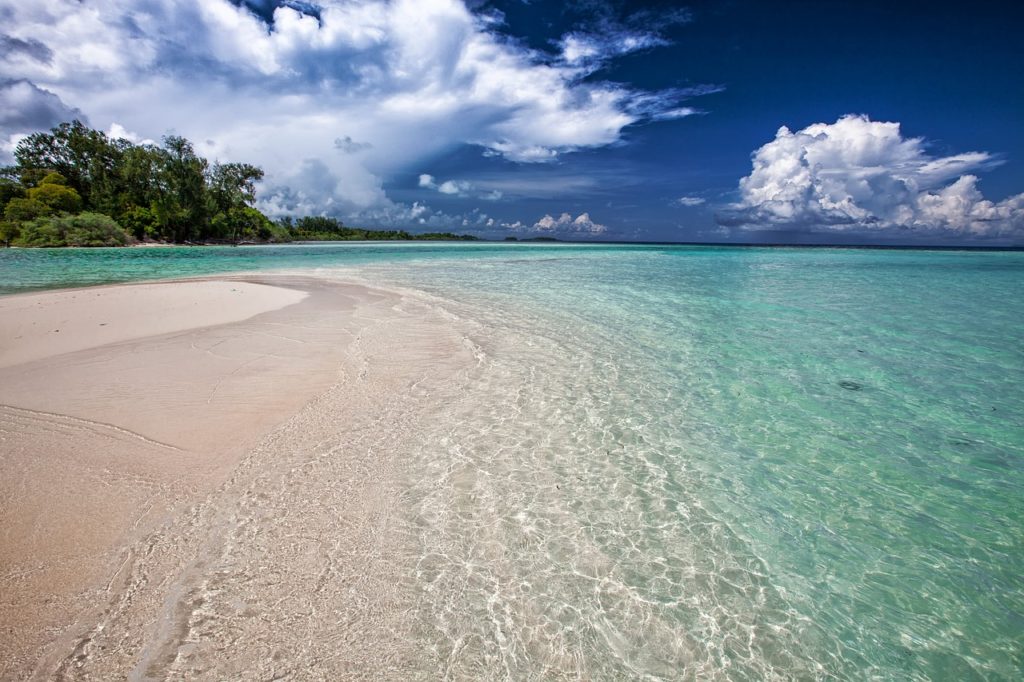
[2,243,1022,678]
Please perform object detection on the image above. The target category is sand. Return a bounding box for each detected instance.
[0,275,476,679]
[0,281,307,369]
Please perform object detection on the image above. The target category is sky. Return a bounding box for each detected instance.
[1,0,1022,244]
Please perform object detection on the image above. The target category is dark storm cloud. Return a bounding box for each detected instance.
[334,136,373,154]
[0,79,85,132]
[0,35,53,64]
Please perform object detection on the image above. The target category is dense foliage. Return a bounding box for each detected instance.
[1,121,477,247]
[0,121,286,246]
[18,212,131,247]
[280,216,477,242]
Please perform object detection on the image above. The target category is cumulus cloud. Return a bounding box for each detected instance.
[0,0,709,222]
[721,114,1024,238]
[438,179,472,195]
[675,196,705,207]
[106,122,156,146]
[531,211,607,235]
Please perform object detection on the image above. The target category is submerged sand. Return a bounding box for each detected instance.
[0,275,475,679]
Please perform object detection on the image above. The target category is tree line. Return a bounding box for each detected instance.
[0,121,476,247]
[282,216,477,242]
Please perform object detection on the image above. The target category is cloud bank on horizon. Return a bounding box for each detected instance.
[0,0,703,233]
[721,115,1024,238]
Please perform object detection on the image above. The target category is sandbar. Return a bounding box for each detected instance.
[0,274,472,678]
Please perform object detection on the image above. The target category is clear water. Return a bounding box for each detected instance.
[2,244,1022,678]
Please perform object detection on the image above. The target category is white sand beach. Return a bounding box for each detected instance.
[0,275,475,679]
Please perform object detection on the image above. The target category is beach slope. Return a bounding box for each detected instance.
[0,275,473,678]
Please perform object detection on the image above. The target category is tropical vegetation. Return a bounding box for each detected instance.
[0,121,477,247]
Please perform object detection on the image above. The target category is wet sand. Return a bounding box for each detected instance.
[0,275,475,679]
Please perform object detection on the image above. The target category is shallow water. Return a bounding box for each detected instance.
[2,243,1022,678]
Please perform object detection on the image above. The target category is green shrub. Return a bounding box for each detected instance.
[16,212,132,247]
[28,182,83,213]
[64,212,131,246]
[4,197,52,222]
[15,217,64,247]
[37,172,69,186]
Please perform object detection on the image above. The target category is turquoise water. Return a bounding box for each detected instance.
[2,244,1022,678]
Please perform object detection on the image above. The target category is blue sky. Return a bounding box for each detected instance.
[1,0,1022,243]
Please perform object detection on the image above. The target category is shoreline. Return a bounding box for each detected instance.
[0,273,477,678]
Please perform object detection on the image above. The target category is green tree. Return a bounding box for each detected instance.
[0,220,20,247]
[7,122,282,245]
[153,136,208,242]
[0,177,24,212]
[208,162,265,241]
[26,173,83,213]
[295,215,345,234]
[209,163,263,210]
[120,205,160,240]
[210,206,278,242]
[4,197,51,222]
[117,144,167,211]
[14,121,121,208]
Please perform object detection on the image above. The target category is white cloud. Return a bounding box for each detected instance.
[556,6,691,72]
[531,211,607,235]
[0,0,705,220]
[466,173,601,198]
[675,196,705,207]
[722,114,1024,237]
[653,107,699,121]
[106,122,155,146]
[438,179,472,195]
[419,173,502,200]
[558,31,666,68]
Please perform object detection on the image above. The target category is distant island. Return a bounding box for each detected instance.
[277,216,477,243]
[0,121,477,247]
